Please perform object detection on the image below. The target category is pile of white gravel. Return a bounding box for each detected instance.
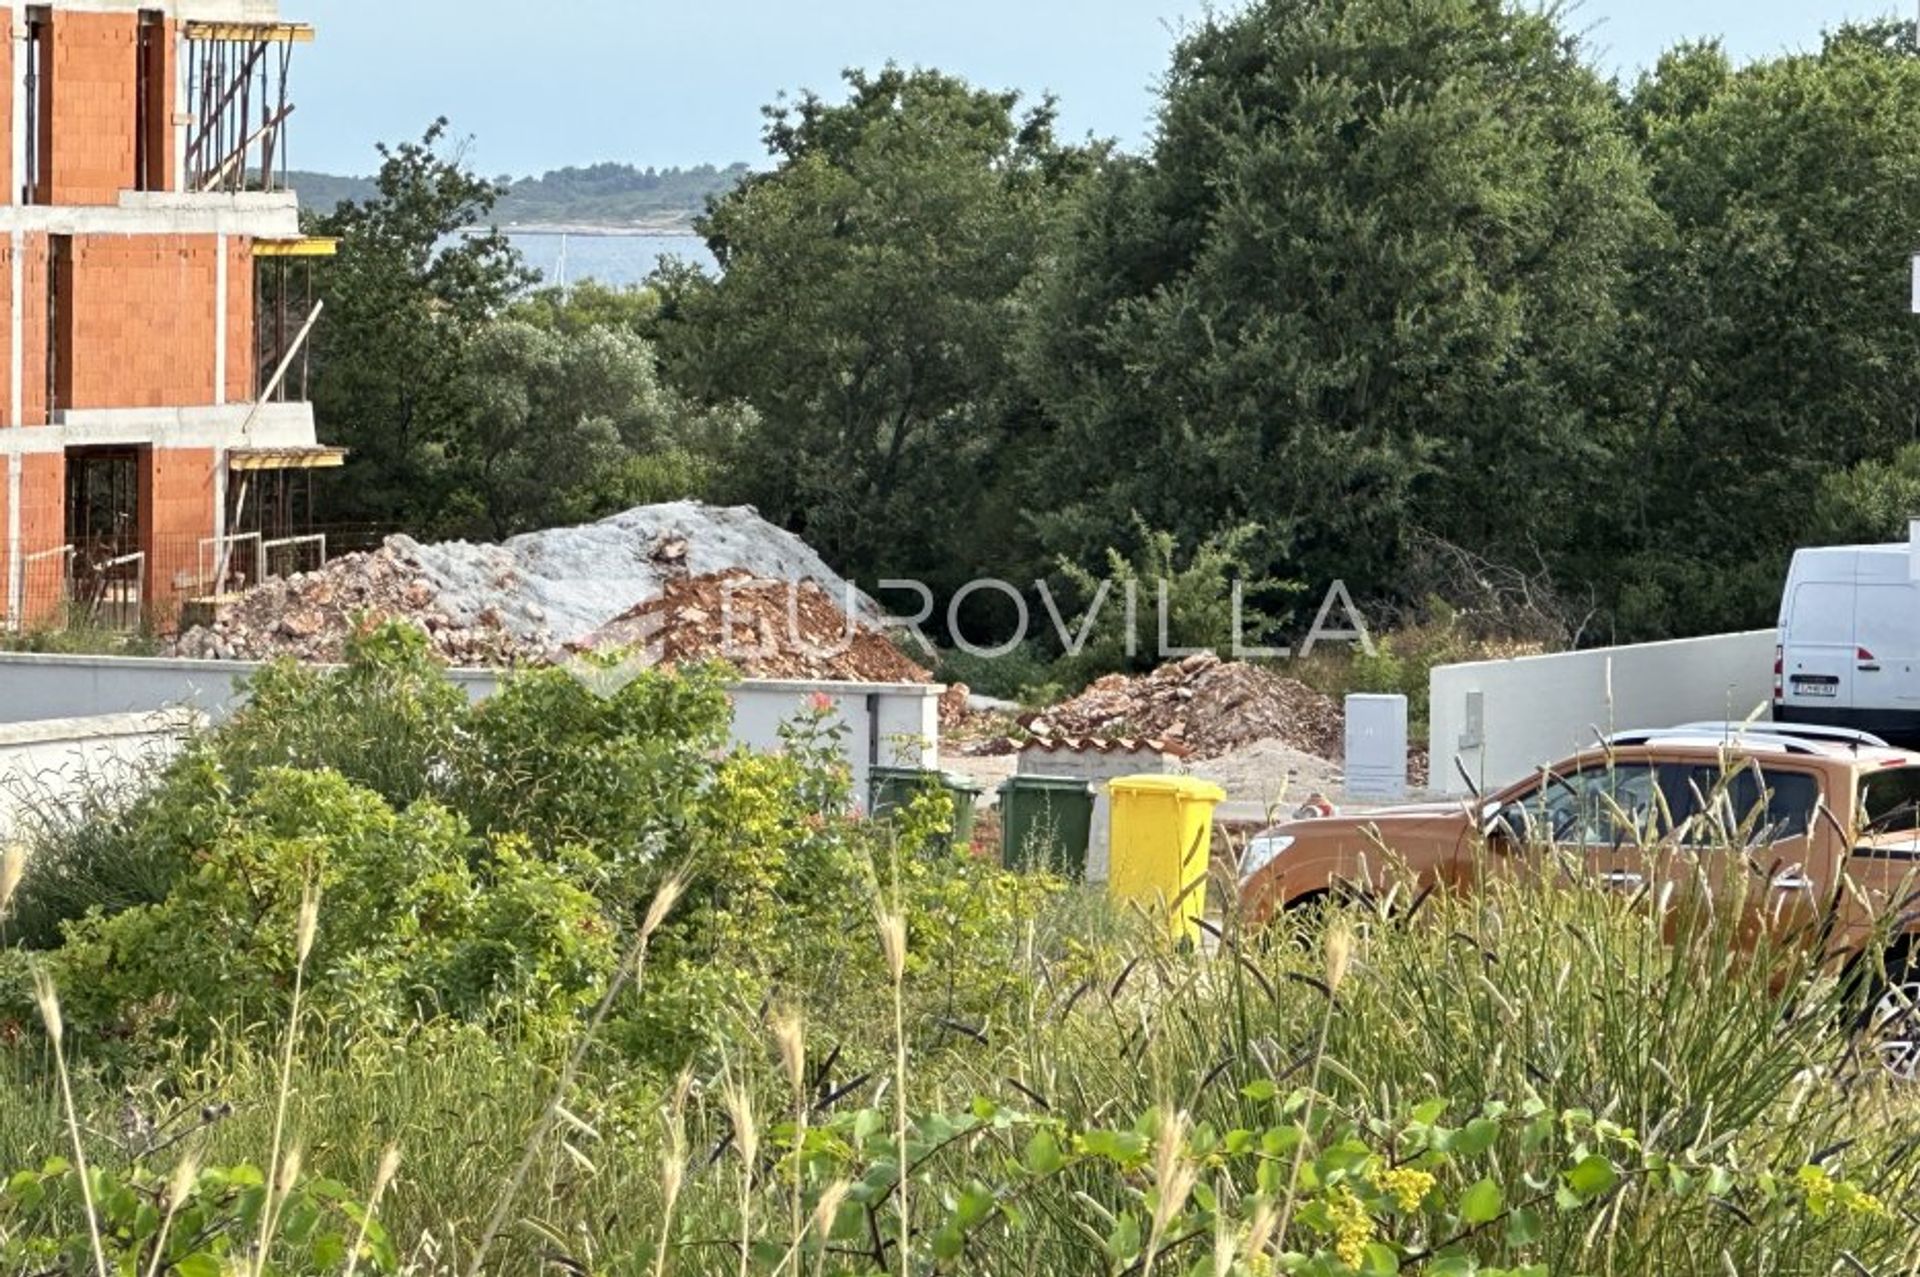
[391,502,879,644]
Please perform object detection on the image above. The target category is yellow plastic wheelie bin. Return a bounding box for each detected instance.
[1107,775,1225,944]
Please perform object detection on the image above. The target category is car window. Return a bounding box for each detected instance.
[1671,763,1821,846]
[1858,767,1920,835]
[1514,762,1663,847]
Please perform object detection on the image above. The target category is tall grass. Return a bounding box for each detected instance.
[1,852,1917,1273]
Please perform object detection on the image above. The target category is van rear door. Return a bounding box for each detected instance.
[1780,564,1856,712]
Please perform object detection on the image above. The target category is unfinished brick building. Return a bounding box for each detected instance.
[0,0,335,632]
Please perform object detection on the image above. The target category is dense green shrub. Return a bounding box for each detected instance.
[453,656,735,907]
[15,767,614,1045]
[2,624,1057,1075]
[217,623,468,807]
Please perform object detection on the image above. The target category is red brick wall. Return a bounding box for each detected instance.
[58,234,222,410]
[0,234,53,429]
[15,451,67,626]
[21,233,48,426]
[226,238,253,402]
[138,445,215,620]
[0,12,14,206]
[44,11,139,206]
[0,239,11,427]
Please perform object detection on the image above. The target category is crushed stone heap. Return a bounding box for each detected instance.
[392,500,881,645]
[167,502,906,676]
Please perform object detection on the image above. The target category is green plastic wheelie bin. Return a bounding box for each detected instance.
[997,776,1097,879]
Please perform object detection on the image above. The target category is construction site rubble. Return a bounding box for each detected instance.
[571,569,931,683]
[1020,652,1344,761]
[166,543,544,666]
[166,502,916,677]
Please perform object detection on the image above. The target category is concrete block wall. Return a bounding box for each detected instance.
[1427,630,1778,797]
[0,659,945,832]
[0,708,199,841]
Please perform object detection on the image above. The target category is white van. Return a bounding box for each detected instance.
[1776,542,1920,744]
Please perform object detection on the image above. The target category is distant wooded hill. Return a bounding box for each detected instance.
[289,162,754,229]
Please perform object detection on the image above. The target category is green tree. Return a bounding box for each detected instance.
[508,279,659,338]
[446,318,731,537]
[1609,25,1920,636]
[1019,0,1652,625]
[307,118,533,531]
[655,67,1092,595]
[1812,444,1920,545]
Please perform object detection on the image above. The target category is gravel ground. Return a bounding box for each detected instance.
[1189,737,1346,814]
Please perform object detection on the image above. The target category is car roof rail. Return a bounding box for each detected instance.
[1668,721,1892,749]
[1603,727,1822,756]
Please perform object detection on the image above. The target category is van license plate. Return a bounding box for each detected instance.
[1792,677,1839,698]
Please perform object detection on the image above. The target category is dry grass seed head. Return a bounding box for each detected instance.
[1151,1108,1198,1233]
[811,1180,852,1238]
[1325,919,1355,995]
[166,1151,203,1211]
[1242,1197,1277,1260]
[295,886,320,965]
[30,966,62,1047]
[0,842,26,916]
[772,1009,807,1094]
[876,908,907,983]
[276,1144,304,1199]
[723,1077,760,1167]
[372,1146,401,1201]
[642,876,686,941]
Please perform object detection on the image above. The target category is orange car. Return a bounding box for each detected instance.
[1237,722,1920,1070]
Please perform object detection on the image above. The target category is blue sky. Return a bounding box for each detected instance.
[298,0,1897,176]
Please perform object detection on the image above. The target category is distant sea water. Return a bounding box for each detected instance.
[502,231,715,290]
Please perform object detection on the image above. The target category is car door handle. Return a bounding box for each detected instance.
[1602,871,1644,890]
[1771,871,1814,892]
[1859,663,1882,672]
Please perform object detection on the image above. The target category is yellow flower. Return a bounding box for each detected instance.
[1367,1163,1436,1213]
[1835,1180,1886,1218]
[1796,1165,1835,1217]
[1324,1183,1374,1270]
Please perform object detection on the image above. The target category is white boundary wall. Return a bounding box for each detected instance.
[0,709,201,840]
[1428,631,1775,796]
[0,653,939,800]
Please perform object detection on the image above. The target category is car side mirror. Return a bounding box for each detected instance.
[1482,800,1527,848]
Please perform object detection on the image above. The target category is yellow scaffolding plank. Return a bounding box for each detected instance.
[255,237,339,258]
[229,447,347,472]
[183,22,315,44]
